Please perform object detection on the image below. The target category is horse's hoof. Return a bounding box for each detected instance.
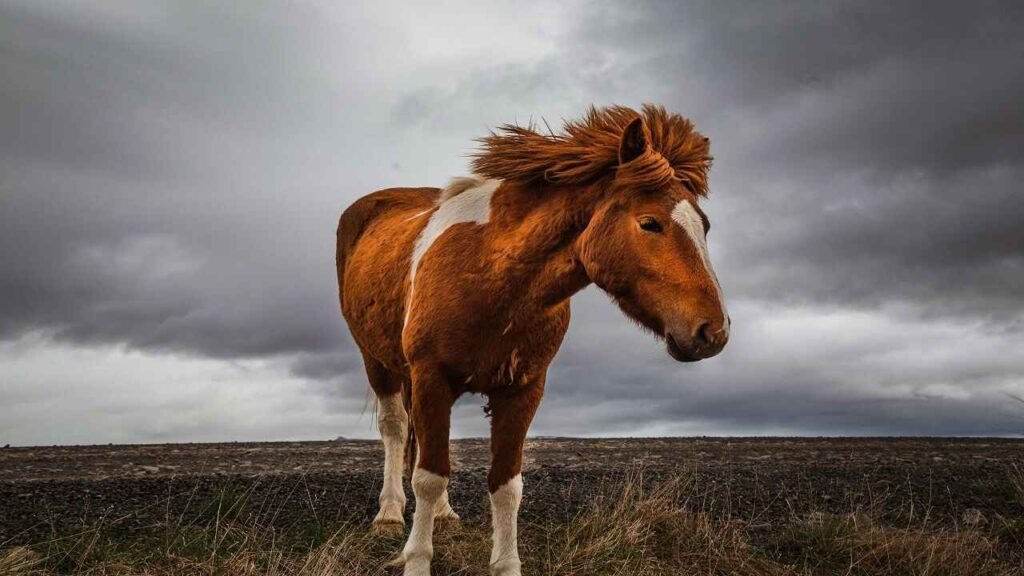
[400,555,430,576]
[435,508,460,523]
[490,558,522,576]
[384,553,405,568]
[371,519,405,536]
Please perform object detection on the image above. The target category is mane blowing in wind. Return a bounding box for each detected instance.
[472,104,713,195]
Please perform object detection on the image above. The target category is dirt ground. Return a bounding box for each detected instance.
[2,438,1023,544]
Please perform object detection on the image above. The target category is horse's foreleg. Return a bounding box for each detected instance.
[400,366,455,576]
[486,382,544,576]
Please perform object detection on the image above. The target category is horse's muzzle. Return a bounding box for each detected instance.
[665,320,728,362]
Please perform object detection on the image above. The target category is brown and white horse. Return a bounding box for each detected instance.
[336,105,729,575]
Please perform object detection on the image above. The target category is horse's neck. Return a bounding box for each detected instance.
[491,182,602,307]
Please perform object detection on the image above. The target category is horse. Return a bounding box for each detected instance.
[336,104,729,576]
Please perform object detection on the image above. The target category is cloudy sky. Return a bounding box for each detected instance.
[2,1,1023,445]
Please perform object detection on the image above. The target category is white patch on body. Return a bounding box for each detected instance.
[373,393,408,526]
[402,468,449,576]
[671,200,729,335]
[405,176,501,326]
[489,474,523,576]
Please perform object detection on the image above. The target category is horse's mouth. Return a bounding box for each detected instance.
[665,333,701,363]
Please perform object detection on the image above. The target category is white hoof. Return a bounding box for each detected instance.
[373,499,405,525]
[402,554,431,576]
[434,502,460,522]
[433,490,459,521]
[490,558,522,576]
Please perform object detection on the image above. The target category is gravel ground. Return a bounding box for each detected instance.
[2,438,1023,544]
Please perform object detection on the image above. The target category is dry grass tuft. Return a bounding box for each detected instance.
[0,548,44,576]
[768,515,1007,576]
[1011,464,1024,506]
[1,471,1021,576]
[529,474,784,575]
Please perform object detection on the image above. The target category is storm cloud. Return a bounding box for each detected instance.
[1,0,1022,445]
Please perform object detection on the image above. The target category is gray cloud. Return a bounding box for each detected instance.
[575,0,1024,321]
[0,2,362,359]
[1,0,1023,444]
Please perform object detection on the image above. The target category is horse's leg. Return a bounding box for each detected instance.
[486,382,544,576]
[433,478,460,521]
[364,356,408,533]
[400,364,455,576]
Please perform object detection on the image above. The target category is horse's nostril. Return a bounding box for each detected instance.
[693,321,712,347]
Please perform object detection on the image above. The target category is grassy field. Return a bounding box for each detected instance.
[3,467,1023,576]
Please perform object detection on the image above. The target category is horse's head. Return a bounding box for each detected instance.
[579,117,729,362]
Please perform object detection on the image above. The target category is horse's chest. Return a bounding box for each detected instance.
[402,178,571,388]
[408,300,570,393]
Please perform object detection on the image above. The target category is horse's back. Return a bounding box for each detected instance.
[337,187,439,372]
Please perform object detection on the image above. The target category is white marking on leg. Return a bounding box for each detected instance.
[402,468,447,576]
[433,484,460,521]
[404,177,501,326]
[671,200,729,336]
[489,474,523,576]
[374,393,407,527]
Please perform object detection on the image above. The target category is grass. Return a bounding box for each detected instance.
[2,472,1022,576]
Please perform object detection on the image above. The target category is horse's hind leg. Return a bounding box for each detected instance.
[364,356,409,533]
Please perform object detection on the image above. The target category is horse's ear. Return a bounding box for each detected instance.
[618,117,648,165]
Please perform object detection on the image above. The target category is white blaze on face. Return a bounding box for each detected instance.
[671,199,729,336]
[405,177,500,326]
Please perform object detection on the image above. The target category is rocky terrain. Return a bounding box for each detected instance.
[2,438,1023,545]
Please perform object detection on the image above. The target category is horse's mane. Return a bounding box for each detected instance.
[437,175,492,203]
[470,104,712,197]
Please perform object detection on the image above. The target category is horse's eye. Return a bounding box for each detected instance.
[638,216,663,233]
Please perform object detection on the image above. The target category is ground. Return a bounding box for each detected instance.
[2,438,1023,575]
